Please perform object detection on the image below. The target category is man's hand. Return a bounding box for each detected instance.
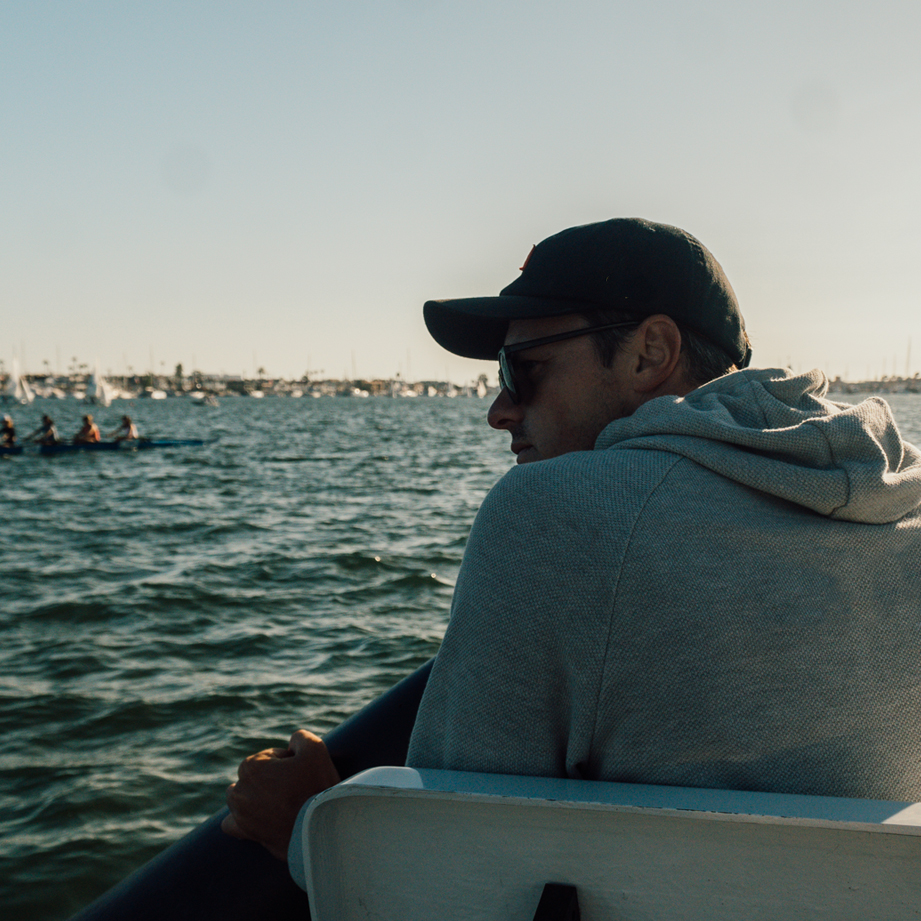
[221,730,341,860]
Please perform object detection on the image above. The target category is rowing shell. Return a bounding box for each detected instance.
[36,438,213,455]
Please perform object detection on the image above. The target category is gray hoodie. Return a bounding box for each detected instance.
[407,368,921,800]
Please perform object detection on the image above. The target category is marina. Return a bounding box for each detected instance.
[0,364,494,403]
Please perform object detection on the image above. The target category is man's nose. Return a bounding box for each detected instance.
[487,388,524,430]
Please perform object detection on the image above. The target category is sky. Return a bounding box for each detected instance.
[2,0,920,385]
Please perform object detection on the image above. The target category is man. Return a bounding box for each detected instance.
[26,414,59,445]
[224,218,921,885]
[107,414,138,441]
[1,414,14,447]
[74,413,101,444]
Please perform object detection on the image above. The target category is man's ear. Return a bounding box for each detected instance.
[631,315,684,394]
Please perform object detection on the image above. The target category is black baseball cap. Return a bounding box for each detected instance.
[423,218,751,368]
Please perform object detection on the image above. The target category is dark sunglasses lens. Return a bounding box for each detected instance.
[498,352,518,403]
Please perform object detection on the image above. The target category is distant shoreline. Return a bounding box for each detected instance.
[826,377,921,395]
[4,370,921,401]
[1,371,494,400]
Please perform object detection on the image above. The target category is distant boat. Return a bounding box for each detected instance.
[2,439,213,457]
[85,362,117,407]
[1,359,35,404]
[35,438,213,456]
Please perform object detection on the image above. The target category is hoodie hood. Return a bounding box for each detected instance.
[595,367,921,524]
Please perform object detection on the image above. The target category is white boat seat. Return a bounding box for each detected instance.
[300,766,921,921]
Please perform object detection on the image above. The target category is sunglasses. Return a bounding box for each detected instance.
[498,322,638,403]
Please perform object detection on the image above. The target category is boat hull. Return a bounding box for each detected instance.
[37,439,211,455]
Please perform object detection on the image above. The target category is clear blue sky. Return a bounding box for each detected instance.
[2,1,919,384]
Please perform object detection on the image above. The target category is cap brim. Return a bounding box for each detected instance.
[423,295,590,360]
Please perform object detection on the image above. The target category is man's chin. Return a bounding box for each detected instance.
[515,446,540,464]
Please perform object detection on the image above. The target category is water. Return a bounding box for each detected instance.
[0,394,512,920]
[2,390,921,920]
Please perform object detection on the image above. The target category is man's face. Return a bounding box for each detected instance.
[487,315,637,464]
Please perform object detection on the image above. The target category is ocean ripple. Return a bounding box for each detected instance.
[0,394,509,919]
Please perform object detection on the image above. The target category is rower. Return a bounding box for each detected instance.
[0,415,14,447]
[26,414,59,445]
[108,415,139,442]
[74,414,101,444]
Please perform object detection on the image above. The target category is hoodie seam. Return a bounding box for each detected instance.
[741,371,772,430]
[805,419,851,517]
[585,453,686,771]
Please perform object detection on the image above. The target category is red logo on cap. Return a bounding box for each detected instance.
[519,245,536,272]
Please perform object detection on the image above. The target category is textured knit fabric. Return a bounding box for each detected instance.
[406,368,921,800]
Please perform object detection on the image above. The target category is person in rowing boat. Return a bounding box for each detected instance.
[107,414,138,441]
[73,413,101,444]
[26,414,59,445]
[1,415,14,447]
[223,219,921,889]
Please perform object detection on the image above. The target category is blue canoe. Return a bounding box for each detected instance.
[38,438,212,455]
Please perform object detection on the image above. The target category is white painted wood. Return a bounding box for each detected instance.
[302,767,921,920]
